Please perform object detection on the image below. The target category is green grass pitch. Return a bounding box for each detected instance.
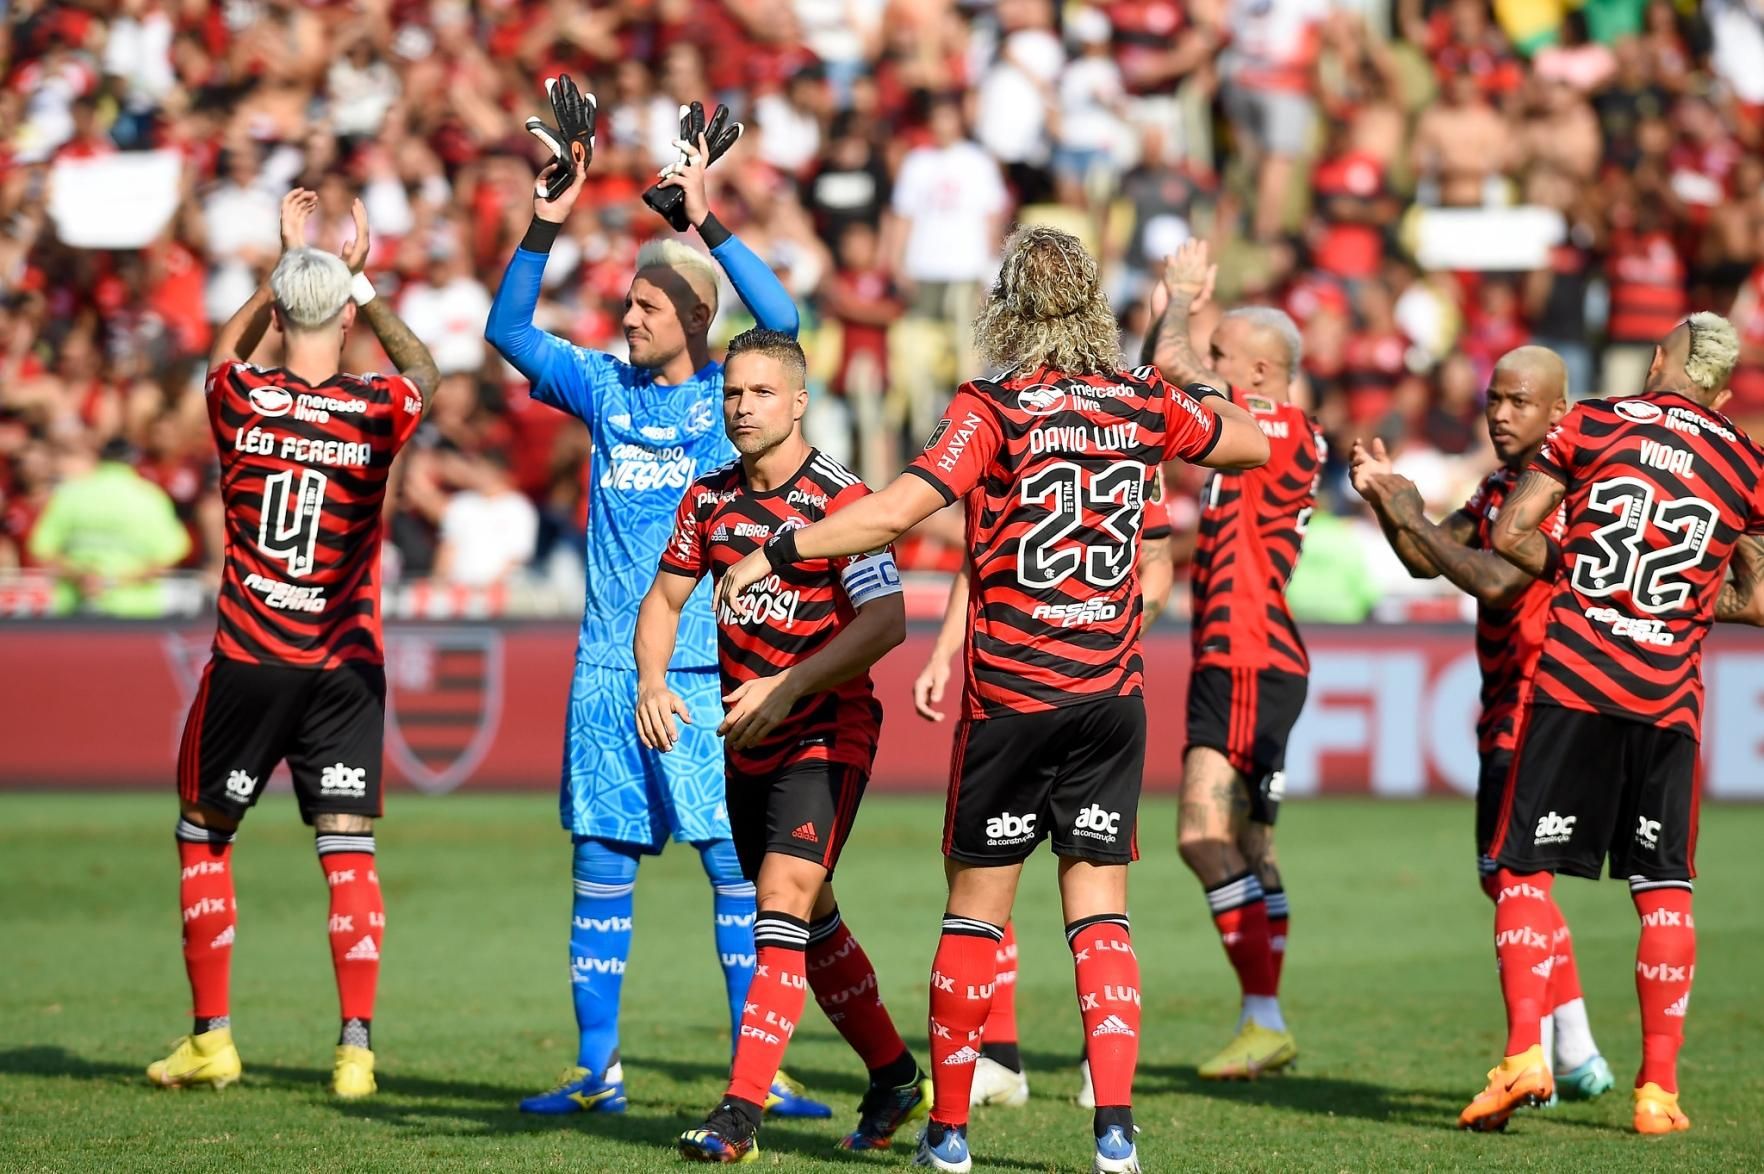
[5,793,1762,1171]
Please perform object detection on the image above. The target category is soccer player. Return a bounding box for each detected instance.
[634,328,929,1162]
[483,90,825,1117]
[911,487,1178,1111]
[716,226,1270,1174]
[1351,346,1614,1103]
[1466,314,1764,1134]
[1142,238,1321,1079]
[150,190,439,1097]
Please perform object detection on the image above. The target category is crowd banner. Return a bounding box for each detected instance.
[3,624,1763,798]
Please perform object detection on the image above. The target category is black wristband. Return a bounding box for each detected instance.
[1541,537,1564,582]
[520,217,562,253]
[764,528,799,571]
[695,211,731,249]
[1183,381,1227,402]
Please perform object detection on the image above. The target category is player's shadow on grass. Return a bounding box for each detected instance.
[0,1046,144,1085]
[1139,1060,1494,1131]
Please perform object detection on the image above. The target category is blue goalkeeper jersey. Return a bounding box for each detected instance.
[486,231,799,671]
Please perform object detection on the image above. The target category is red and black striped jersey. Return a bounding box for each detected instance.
[907,364,1224,719]
[1189,387,1322,675]
[659,449,902,776]
[1457,466,1562,756]
[205,359,423,668]
[1530,391,1764,739]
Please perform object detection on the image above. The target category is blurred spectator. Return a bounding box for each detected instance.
[434,449,539,588]
[0,0,1759,615]
[27,437,189,616]
[884,97,1007,444]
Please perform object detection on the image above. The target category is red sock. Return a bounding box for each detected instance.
[319,838,383,1032]
[1070,915,1140,1111]
[1547,899,1585,1010]
[1265,888,1289,995]
[1205,873,1276,998]
[728,914,811,1106]
[927,917,1000,1127]
[1632,885,1695,1093]
[1492,869,1555,1055]
[177,822,235,1027]
[981,921,1019,1047]
[806,910,910,1073]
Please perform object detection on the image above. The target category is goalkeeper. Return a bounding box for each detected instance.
[486,78,826,1118]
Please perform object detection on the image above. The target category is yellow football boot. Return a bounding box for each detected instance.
[1633,1083,1691,1135]
[332,1044,377,1099]
[1197,1020,1298,1080]
[147,1027,242,1090]
[1459,1045,1553,1131]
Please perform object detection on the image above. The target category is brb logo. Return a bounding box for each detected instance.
[319,763,368,797]
[1534,811,1576,846]
[1073,804,1121,841]
[984,811,1037,845]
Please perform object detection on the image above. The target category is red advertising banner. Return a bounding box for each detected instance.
[5,624,1764,797]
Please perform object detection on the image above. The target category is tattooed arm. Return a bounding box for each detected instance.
[1716,535,1764,625]
[358,296,440,411]
[1366,472,1532,606]
[1490,469,1568,579]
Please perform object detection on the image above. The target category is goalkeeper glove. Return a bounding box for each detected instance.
[525,74,597,201]
[642,100,743,231]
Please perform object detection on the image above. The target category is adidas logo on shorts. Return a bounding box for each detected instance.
[1090,1014,1136,1039]
[941,1046,981,1066]
[345,936,380,962]
[792,822,818,843]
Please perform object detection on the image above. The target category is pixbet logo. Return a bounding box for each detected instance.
[984,812,1037,844]
[1533,811,1576,845]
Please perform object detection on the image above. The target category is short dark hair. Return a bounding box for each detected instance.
[724,327,807,389]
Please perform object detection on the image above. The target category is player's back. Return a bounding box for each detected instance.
[1533,391,1764,737]
[909,363,1225,718]
[1190,388,1322,674]
[207,359,422,667]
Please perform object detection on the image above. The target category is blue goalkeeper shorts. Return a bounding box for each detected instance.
[560,662,729,849]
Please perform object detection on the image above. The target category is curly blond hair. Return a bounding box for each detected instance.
[974,225,1120,376]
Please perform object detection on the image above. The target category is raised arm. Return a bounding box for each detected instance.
[1490,469,1568,579]
[483,165,589,389]
[1146,240,1228,389]
[357,294,440,405]
[209,189,320,369]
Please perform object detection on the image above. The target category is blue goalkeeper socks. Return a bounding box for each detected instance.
[699,838,757,1050]
[570,837,639,1073]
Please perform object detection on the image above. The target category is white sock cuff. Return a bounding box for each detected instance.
[176,818,235,845]
[574,878,636,899]
[1205,873,1264,914]
[316,833,374,857]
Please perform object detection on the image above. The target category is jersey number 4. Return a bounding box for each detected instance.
[1572,476,1719,614]
[1018,461,1145,589]
[259,469,329,577]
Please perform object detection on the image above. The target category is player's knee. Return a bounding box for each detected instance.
[572,837,640,889]
[1176,830,1234,879]
[314,812,374,835]
[179,801,240,835]
[755,864,822,921]
[695,838,746,888]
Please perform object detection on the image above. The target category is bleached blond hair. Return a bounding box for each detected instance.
[1683,312,1740,395]
[635,238,720,321]
[974,224,1121,376]
[270,247,351,331]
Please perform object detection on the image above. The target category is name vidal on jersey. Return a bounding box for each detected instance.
[1027,423,1140,454]
[600,444,694,491]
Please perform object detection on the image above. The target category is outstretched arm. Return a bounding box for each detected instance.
[661,131,800,335]
[1490,470,1568,579]
[1366,473,1531,606]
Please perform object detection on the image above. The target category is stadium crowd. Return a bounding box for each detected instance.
[1,0,1763,617]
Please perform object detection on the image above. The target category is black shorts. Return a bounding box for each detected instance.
[1490,703,1698,882]
[944,696,1145,866]
[1185,666,1307,825]
[1475,749,1512,877]
[177,656,386,825]
[727,759,868,882]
